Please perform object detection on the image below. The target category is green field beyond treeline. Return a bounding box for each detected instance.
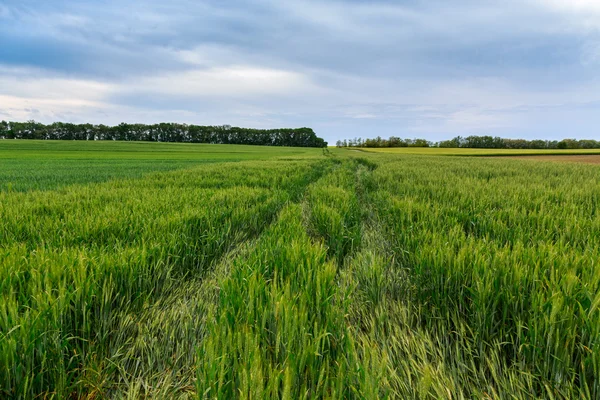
[1,141,599,399]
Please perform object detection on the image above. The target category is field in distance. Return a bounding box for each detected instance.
[0,140,322,192]
[1,140,599,399]
[351,146,600,156]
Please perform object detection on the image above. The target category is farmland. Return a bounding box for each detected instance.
[1,141,599,399]
[355,147,600,156]
[500,155,600,165]
[0,141,321,192]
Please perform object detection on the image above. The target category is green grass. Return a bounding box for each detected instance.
[352,153,600,398]
[347,147,600,156]
[1,141,599,399]
[0,140,322,192]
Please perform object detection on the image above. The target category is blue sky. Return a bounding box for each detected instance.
[1,0,600,143]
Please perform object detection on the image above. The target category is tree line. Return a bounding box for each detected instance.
[0,121,327,148]
[336,137,431,148]
[337,135,600,149]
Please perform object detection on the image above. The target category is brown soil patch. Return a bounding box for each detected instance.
[501,155,600,164]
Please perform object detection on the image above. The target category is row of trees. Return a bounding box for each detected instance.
[337,135,600,150]
[438,136,600,149]
[0,121,327,148]
[336,137,431,148]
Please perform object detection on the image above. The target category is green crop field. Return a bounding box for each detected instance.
[350,147,600,156]
[0,141,321,192]
[1,141,599,399]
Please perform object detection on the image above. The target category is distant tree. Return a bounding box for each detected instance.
[438,136,461,148]
[558,139,578,149]
[3,121,327,147]
[341,134,600,150]
[388,136,407,147]
[0,120,8,139]
[409,138,430,147]
[578,139,599,149]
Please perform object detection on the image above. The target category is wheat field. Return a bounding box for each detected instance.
[1,142,598,399]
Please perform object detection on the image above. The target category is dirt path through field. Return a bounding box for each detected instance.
[500,155,600,164]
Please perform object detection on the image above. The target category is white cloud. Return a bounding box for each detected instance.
[0,67,114,101]
[532,0,600,31]
[351,113,377,119]
[0,67,114,123]
[540,0,600,13]
[130,66,318,98]
[0,64,324,126]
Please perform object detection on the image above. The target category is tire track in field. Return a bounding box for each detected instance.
[92,159,335,398]
[195,161,359,398]
[332,157,459,399]
[193,157,390,398]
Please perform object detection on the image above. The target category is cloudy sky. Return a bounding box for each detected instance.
[1,0,600,143]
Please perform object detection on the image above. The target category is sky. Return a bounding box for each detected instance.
[1,0,600,144]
